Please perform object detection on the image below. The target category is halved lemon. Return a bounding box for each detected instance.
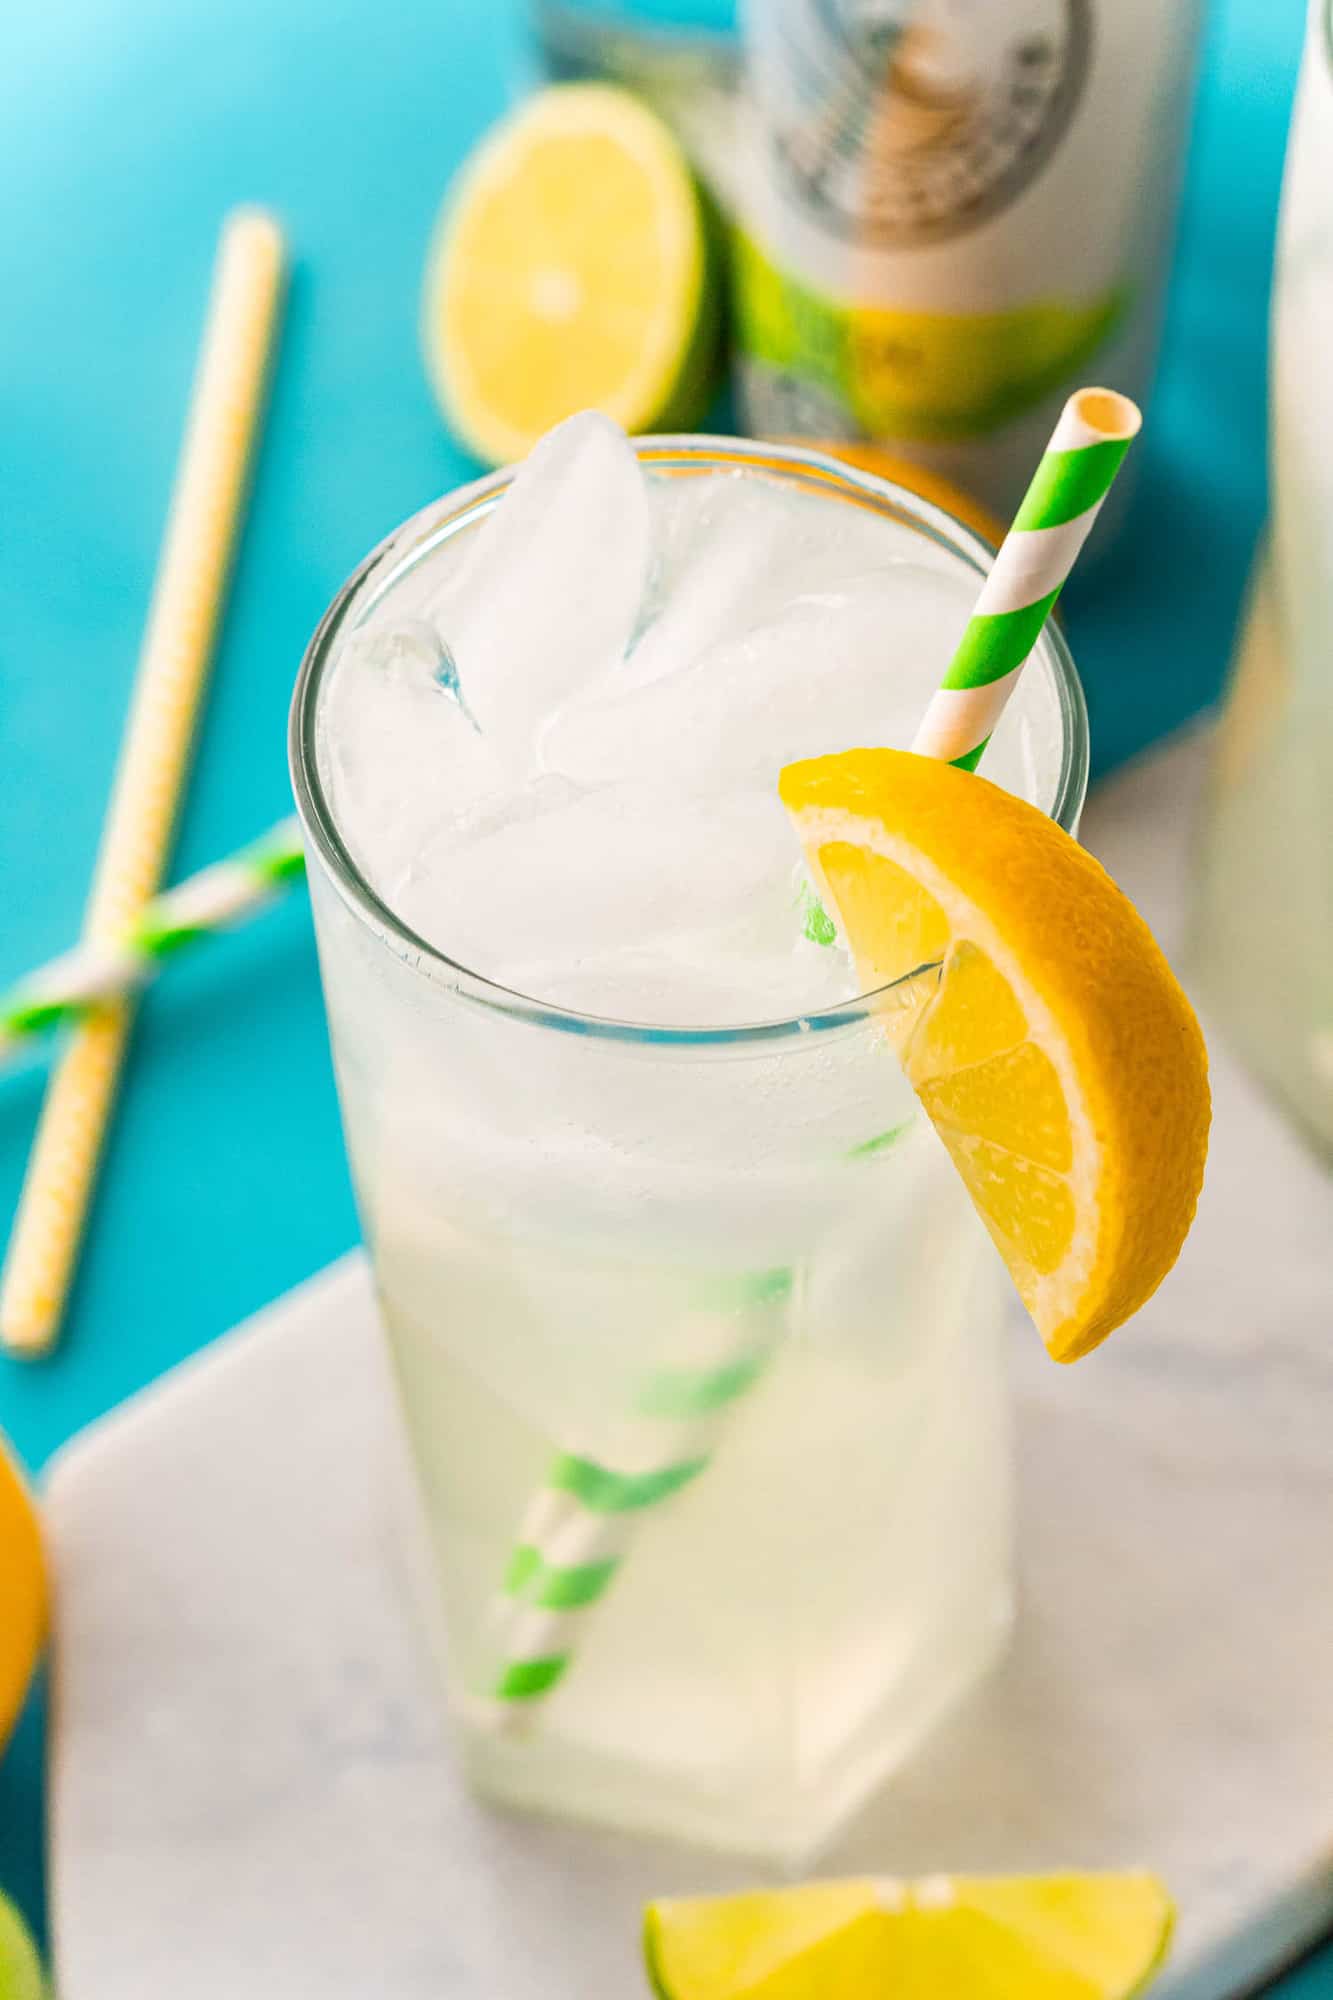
[646,1871,1174,2000]
[0,1434,45,1752]
[424,84,720,465]
[780,750,1209,1362]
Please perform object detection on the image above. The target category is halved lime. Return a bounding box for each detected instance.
[424,84,720,465]
[645,1871,1174,2000]
[0,1893,44,2000]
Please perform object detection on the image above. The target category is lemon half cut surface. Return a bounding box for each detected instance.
[0,1435,45,1752]
[780,750,1210,1362]
[424,84,720,464]
[646,1870,1175,2000]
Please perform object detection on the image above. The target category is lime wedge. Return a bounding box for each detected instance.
[0,1893,44,2000]
[645,1871,1174,2000]
[424,84,720,465]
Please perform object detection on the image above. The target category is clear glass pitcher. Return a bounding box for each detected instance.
[1193,0,1333,1156]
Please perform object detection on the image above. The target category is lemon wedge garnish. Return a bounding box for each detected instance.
[781,749,1209,1361]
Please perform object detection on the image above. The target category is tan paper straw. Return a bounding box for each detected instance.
[0,208,286,1357]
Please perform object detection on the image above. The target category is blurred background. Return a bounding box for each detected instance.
[1,0,1328,1988]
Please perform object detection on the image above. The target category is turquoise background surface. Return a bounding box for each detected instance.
[1,0,1327,1986]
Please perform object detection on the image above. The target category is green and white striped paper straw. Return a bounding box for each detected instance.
[481,1267,794,1719]
[481,1110,920,1721]
[0,820,304,1070]
[912,388,1141,769]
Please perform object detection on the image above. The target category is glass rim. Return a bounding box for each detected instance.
[289,435,1089,1049]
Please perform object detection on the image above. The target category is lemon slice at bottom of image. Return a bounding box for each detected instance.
[645,1870,1174,2000]
[0,1891,44,2000]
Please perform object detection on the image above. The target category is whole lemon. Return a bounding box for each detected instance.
[0,1436,45,1752]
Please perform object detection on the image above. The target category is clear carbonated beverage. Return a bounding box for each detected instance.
[290,422,1087,1860]
[1194,1,1333,1154]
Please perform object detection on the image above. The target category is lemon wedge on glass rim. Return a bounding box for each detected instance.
[780,749,1210,1362]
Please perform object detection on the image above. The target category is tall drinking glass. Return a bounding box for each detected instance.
[289,440,1088,1863]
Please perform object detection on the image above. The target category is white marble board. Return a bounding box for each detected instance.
[44,734,1333,1998]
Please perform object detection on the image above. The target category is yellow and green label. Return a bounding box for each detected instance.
[732,227,1128,444]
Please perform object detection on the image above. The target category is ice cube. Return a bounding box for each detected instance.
[318,621,508,892]
[342,617,458,693]
[505,926,857,1025]
[426,412,651,767]
[392,782,808,992]
[540,563,973,791]
[613,468,942,699]
[383,771,582,913]
[617,473,796,693]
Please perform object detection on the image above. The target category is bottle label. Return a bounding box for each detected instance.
[733,226,1126,442]
[762,0,1092,251]
[737,0,1198,464]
